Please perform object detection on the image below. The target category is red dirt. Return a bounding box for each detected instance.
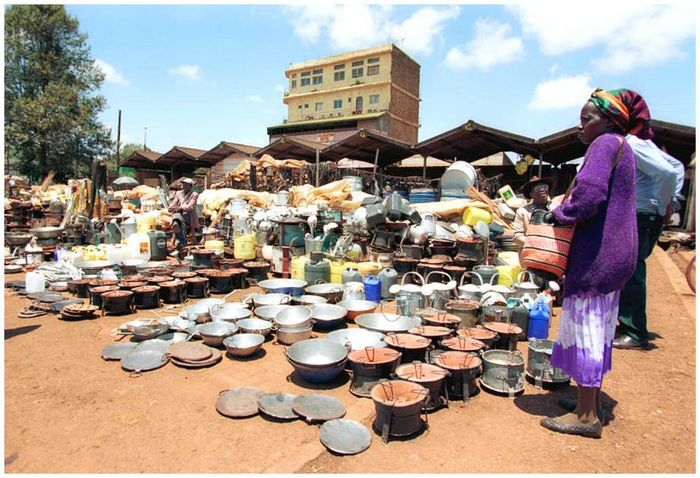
[4,247,695,473]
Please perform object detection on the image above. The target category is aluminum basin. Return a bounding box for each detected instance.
[286,338,348,367]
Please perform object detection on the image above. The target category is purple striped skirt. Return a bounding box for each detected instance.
[551,290,621,388]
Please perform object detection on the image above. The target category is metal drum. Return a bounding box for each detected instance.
[480,349,525,397]
[408,188,439,204]
[526,339,570,387]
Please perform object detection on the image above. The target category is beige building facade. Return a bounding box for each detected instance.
[268,44,420,144]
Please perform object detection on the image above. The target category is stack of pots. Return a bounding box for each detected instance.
[274,306,313,345]
[347,347,402,397]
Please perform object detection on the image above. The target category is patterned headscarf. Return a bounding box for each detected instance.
[589,88,654,140]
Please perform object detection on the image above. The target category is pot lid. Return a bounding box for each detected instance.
[408,325,453,338]
[348,347,400,365]
[292,394,347,423]
[457,327,497,340]
[101,342,138,360]
[370,379,428,406]
[133,285,161,293]
[395,362,448,383]
[184,277,209,283]
[170,349,222,368]
[102,290,134,299]
[320,419,372,455]
[120,350,169,372]
[216,388,265,418]
[442,336,486,352]
[383,333,430,349]
[257,393,299,420]
[484,321,523,335]
[169,341,213,362]
[418,311,461,325]
[434,351,482,371]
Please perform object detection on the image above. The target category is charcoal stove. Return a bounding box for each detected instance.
[347,347,402,398]
[101,290,135,316]
[159,280,187,304]
[132,285,162,309]
[184,276,209,298]
[433,351,482,403]
[370,379,428,443]
[394,361,450,411]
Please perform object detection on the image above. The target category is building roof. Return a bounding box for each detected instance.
[253,136,326,161]
[321,129,415,167]
[392,155,451,168]
[157,146,211,168]
[414,120,540,161]
[119,150,166,170]
[198,141,260,164]
[268,111,386,131]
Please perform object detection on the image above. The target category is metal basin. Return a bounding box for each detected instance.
[258,279,308,297]
[223,333,265,357]
[286,338,348,367]
[287,359,347,384]
[327,329,387,351]
[5,233,32,246]
[310,303,347,330]
[180,302,214,322]
[198,321,239,347]
[275,306,313,330]
[355,313,422,334]
[336,300,377,321]
[305,283,345,304]
[254,304,291,322]
[276,325,313,345]
[252,293,292,307]
[237,318,273,336]
[210,303,252,323]
[292,295,328,306]
[29,226,64,239]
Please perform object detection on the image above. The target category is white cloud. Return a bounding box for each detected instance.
[94,59,129,86]
[246,95,263,103]
[444,18,524,70]
[527,74,594,111]
[168,64,201,81]
[284,5,459,57]
[274,84,286,93]
[510,4,695,73]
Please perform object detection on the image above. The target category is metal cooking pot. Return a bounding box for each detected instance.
[287,358,347,384]
[29,226,64,239]
[285,338,349,367]
[335,300,377,321]
[388,272,425,316]
[198,321,239,347]
[223,333,265,357]
[458,271,485,301]
[310,303,347,330]
[276,325,313,345]
[355,313,422,334]
[292,294,328,306]
[210,303,252,323]
[180,301,216,323]
[258,279,308,297]
[275,306,313,329]
[254,304,292,322]
[5,233,33,247]
[237,318,273,336]
[304,283,346,304]
[326,329,387,351]
[251,293,291,307]
[480,349,525,396]
[484,273,515,299]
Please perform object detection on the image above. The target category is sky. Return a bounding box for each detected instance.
[64,2,697,155]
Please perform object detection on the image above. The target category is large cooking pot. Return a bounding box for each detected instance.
[258,279,307,297]
[5,233,33,247]
[210,303,252,323]
[336,300,377,321]
[254,304,292,322]
[285,338,349,367]
[198,321,238,347]
[457,271,485,301]
[355,313,422,334]
[484,273,515,299]
[180,301,217,323]
[304,283,345,304]
[275,325,313,345]
[327,329,387,351]
[275,306,313,330]
[310,303,347,330]
[29,226,64,239]
[250,293,291,307]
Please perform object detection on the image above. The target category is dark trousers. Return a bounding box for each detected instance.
[173,218,189,248]
[616,213,664,343]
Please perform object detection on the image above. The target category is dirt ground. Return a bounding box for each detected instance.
[4,247,696,474]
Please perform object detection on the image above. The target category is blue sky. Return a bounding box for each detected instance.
[66,3,696,155]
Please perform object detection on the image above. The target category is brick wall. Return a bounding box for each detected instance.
[387,118,418,144]
[391,47,420,97]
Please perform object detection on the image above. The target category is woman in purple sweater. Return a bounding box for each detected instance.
[540,89,640,438]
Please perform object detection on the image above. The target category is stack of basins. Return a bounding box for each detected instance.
[285,338,348,384]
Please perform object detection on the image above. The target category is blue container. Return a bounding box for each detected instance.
[409,188,439,204]
[396,190,410,200]
[528,301,551,339]
[363,275,382,303]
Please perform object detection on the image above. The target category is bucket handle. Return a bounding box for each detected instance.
[517,270,533,285]
[489,272,514,287]
[426,270,452,284]
[460,271,483,287]
[401,271,425,286]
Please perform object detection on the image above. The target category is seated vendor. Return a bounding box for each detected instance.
[168,177,199,250]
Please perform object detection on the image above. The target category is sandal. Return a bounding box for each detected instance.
[541,416,602,439]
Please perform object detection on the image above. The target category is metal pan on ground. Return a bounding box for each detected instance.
[120,350,169,373]
[169,341,213,362]
[257,393,299,420]
[134,339,172,354]
[169,349,222,369]
[5,264,23,274]
[101,343,138,361]
[216,387,266,418]
[292,394,347,423]
[320,419,372,455]
[27,292,66,303]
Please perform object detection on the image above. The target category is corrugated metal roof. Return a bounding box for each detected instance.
[321,129,414,167]
[268,111,386,130]
[198,141,260,164]
[253,136,326,161]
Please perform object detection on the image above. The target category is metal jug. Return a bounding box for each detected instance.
[388,271,425,315]
[514,270,541,298]
[457,271,484,301]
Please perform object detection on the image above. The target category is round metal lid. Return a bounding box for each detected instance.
[292,394,347,423]
[257,393,299,420]
[101,342,138,360]
[320,419,372,455]
[27,292,65,303]
[121,350,169,372]
[135,339,172,354]
[169,341,213,362]
[51,299,84,313]
[216,387,265,418]
[170,349,222,369]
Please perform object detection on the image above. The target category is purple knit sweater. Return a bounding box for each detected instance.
[553,133,638,297]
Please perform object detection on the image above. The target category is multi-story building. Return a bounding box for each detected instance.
[267,44,420,145]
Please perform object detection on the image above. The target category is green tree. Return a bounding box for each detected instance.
[104,142,148,172]
[4,5,112,183]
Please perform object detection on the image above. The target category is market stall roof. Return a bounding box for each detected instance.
[253,136,325,161]
[157,146,211,168]
[337,158,375,169]
[321,129,415,167]
[414,120,539,161]
[395,155,451,168]
[471,152,517,167]
[119,150,165,170]
[198,141,261,164]
[538,119,696,166]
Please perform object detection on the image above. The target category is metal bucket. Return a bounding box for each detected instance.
[480,349,525,396]
[526,339,570,387]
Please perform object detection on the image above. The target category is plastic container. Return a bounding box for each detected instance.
[26,271,46,293]
[136,214,157,234]
[305,252,331,285]
[363,275,382,303]
[291,255,308,281]
[342,267,362,284]
[528,299,551,339]
[205,240,225,252]
[148,229,168,261]
[357,261,381,278]
[463,206,492,226]
[233,233,256,260]
[496,265,523,287]
[378,267,399,299]
[127,232,151,262]
[330,260,347,284]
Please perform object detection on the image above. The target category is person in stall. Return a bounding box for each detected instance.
[168,177,200,257]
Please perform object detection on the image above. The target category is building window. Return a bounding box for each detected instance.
[301,78,311,86]
[312,75,323,85]
[291,73,297,78]
[367,57,379,64]
[291,79,297,89]
[352,60,364,67]
[304,104,309,108]
[352,67,363,78]
[369,94,379,104]
[312,68,323,75]
[334,71,345,81]
[300,71,311,77]
[355,96,363,113]
[367,65,379,76]
[334,64,345,70]
[315,102,323,112]
[333,99,342,109]
[298,105,302,109]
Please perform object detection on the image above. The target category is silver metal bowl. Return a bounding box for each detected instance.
[326,329,387,351]
[198,321,239,347]
[355,313,422,334]
[223,333,265,357]
[29,226,64,239]
[292,294,328,306]
[210,303,252,323]
[254,304,291,322]
[276,325,313,345]
[252,293,291,307]
[275,306,313,329]
[285,338,349,367]
[310,303,347,329]
[237,318,273,336]
[258,279,308,296]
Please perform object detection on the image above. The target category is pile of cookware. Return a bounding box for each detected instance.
[284,338,349,383]
[168,341,223,368]
[60,303,100,320]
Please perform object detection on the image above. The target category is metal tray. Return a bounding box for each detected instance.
[121,350,169,372]
[216,388,266,418]
[320,419,372,455]
[257,393,299,420]
[101,343,138,361]
[292,394,346,423]
[170,350,222,369]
